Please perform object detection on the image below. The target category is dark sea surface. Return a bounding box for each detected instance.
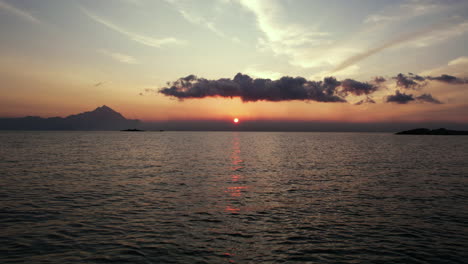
[1,131,468,263]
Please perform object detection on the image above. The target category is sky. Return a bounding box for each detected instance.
[1,0,468,125]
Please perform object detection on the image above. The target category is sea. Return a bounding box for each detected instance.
[1,131,467,263]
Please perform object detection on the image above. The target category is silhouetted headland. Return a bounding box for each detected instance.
[396,128,468,135]
[121,128,145,132]
[0,105,140,130]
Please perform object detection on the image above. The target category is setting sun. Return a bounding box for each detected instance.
[233,118,239,123]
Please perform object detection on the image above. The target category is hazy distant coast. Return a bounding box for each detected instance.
[2,105,468,132]
[396,128,468,135]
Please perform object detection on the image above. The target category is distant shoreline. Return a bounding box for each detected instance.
[396,128,468,135]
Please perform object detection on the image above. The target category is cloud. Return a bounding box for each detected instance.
[394,73,427,90]
[374,76,386,83]
[0,0,40,24]
[386,90,415,104]
[81,7,184,48]
[420,56,468,78]
[238,0,333,68]
[386,90,442,104]
[160,73,346,102]
[159,72,464,104]
[333,20,457,73]
[427,74,467,84]
[121,0,143,5]
[416,93,442,104]
[448,56,468,66]
[94,82,104,87]
[340,79,378,96]
[409,20,468,47]
[364,0,444,25]
[355,97,376,105]
[364,15,398,24]
[334,12,468,73]
[393,73,467,89]
[166,0,239,42]
[99,49,139,64]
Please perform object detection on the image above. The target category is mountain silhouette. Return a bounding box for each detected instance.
[0,105,140,130]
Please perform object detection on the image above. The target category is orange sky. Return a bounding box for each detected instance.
[1,1,468,124]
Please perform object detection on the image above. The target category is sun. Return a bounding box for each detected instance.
[233,118,239,123]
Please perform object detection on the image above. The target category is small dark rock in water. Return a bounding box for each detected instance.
[120,129,144,132]
[396,128,468,135]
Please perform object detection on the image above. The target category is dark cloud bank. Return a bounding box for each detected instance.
[159,73,466,105]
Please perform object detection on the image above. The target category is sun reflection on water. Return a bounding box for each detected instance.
[223,132,247,214]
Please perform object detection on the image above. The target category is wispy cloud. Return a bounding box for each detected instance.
[364,15,398,24]
[238,0,333,68]
[81,7,184,48]
[448,56,468,66]
[0,0,40,24]
[364,0,443,25]
[409,20,468,47]
[166,0,240,43]
[121,0,144,6]
[99,49,139,64]
[333,19,462,72]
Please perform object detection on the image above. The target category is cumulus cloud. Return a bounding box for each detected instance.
[340,79,378,96]
[160,73,346,102]
[427,74,467,84]
[386,90,442,104]
[393,73,467,89]
[159,72,465,105]
[394,73,427,90]
[386,90,415,104]
[374,76,387,84]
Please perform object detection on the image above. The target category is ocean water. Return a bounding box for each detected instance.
[1,131,467,263]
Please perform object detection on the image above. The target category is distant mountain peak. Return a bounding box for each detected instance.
[0,105,140,130]
[94,105,115,112]
[68,105,125,121]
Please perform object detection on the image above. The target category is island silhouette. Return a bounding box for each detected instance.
[0,105,140,130]
[396,128,468,135]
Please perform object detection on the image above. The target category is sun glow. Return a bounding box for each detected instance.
[233,118,239,123]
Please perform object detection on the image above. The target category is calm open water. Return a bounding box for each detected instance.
[1,131,468,263]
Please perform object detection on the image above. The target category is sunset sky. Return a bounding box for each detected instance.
[1,0,468,124]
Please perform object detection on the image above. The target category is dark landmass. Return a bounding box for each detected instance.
[2,107,468,132]
[139,120,468,132]
[0,105,140,130]
[121,129,145,132]
[396,128,468,135]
